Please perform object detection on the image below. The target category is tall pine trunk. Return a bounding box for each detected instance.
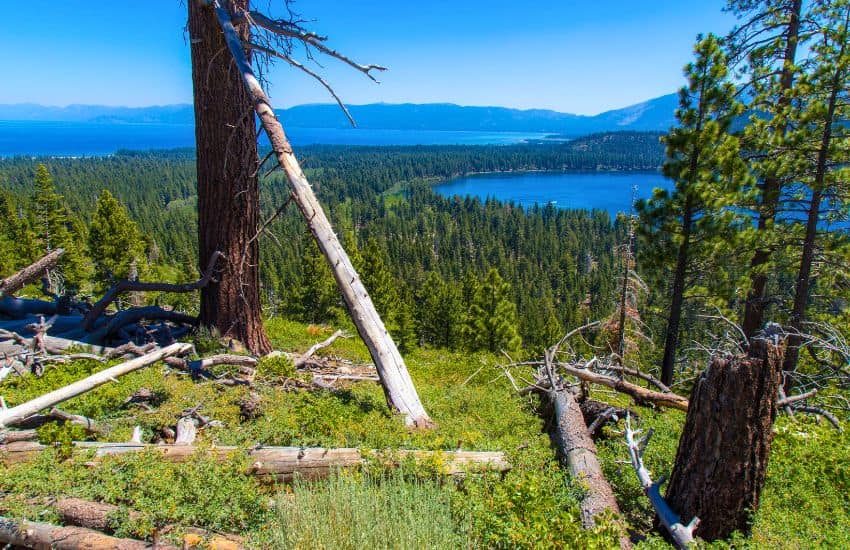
[741,0,802,338]
[783,28,844,373]
[661,199,693,386]
[188,0,271,354]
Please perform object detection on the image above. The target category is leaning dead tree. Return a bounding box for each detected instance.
[200,0,432,427]
[0,248,64,296]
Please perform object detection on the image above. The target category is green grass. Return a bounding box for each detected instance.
[254,471,472,549]
[1,318,848,548]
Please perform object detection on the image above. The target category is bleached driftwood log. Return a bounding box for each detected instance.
[624,414,697,549]
[0,343,192,428]
[0,515,179,550]
[0,441,509,480]
[8,407,99,433]
[0,249,64,295]
[212,2,432,428]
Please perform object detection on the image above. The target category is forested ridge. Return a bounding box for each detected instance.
[0,132,664,352]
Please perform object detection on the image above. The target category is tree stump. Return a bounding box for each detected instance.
[665,339,783,541]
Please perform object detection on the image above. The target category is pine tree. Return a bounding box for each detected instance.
[727,0,808,336]
[418,271,464,349]
[88,189,145,288]
[467,267,521,352]
[358,238,404,336]
[637,35,753,385]
[293,232,340,324]
[31,164,90,288]
[783,0,850,372]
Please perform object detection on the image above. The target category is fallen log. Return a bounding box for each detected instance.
[0,249,64,295]
[0,429,38,444]
[0,343,192,428]
[55,497,244,550]
[82,307,197,345]
[0,515,178,550]
[0,441,510,480]
[538,351,625,544]
[557,362,689,411]
[0,295,58,319]
[294,330,345,367]
[9,407,99,433]
[83,251,223,331]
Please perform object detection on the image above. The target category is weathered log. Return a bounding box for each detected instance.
[83,251,223,330]
[0,343,192,428]
[0,249,64,295]
[0,441,510,480]
[557,362,689,411]
[83,307,197,345]
[1,328,113,356]
[165,354,258,374]
[0,295,58,319]
[0,429,38,444]
[598,365,672,393]
[9,407,99,433]
[175,417,197,445]
[548,386,623,529]
[213,2,433,428]
[55,498,244,549]
[665,339,782,541]
[0,515,178,550]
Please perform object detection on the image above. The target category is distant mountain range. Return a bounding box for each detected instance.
[0,94,678,135]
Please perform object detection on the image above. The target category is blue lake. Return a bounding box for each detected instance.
[435,171,673,218]
[0,120,548,157]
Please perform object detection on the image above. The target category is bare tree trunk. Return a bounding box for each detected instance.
[210,1,433,427]
[783,45,843,372]
[188,0,271,355]
[665,339,782,541]
[661,200,693,386]
[741,0,802,338]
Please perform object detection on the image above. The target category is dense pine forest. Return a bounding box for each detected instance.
[0,132,665,354]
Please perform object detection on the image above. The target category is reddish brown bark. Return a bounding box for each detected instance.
[188,0,271,354]
[665,339,782,541]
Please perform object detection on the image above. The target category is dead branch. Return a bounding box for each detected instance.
[624,414,697,548]
[83,307,197,345]
[83,251,223,330]
[237,9,387,82]
[598,364,672,393]
[294,329,346,366]
[557,362,689,411]
[791,404,843,430]
[777,388,818,407]
[0,343,192,428]
[0,249,65,295]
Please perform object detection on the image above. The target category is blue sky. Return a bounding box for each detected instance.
[0,1,736,115]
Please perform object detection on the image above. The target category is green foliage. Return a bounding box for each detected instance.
[466,267,522,352]
[256,471,471,549]
[88,189,145,287]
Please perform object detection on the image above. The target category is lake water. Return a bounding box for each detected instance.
[435,171,673,218]
[0,120,548,156]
